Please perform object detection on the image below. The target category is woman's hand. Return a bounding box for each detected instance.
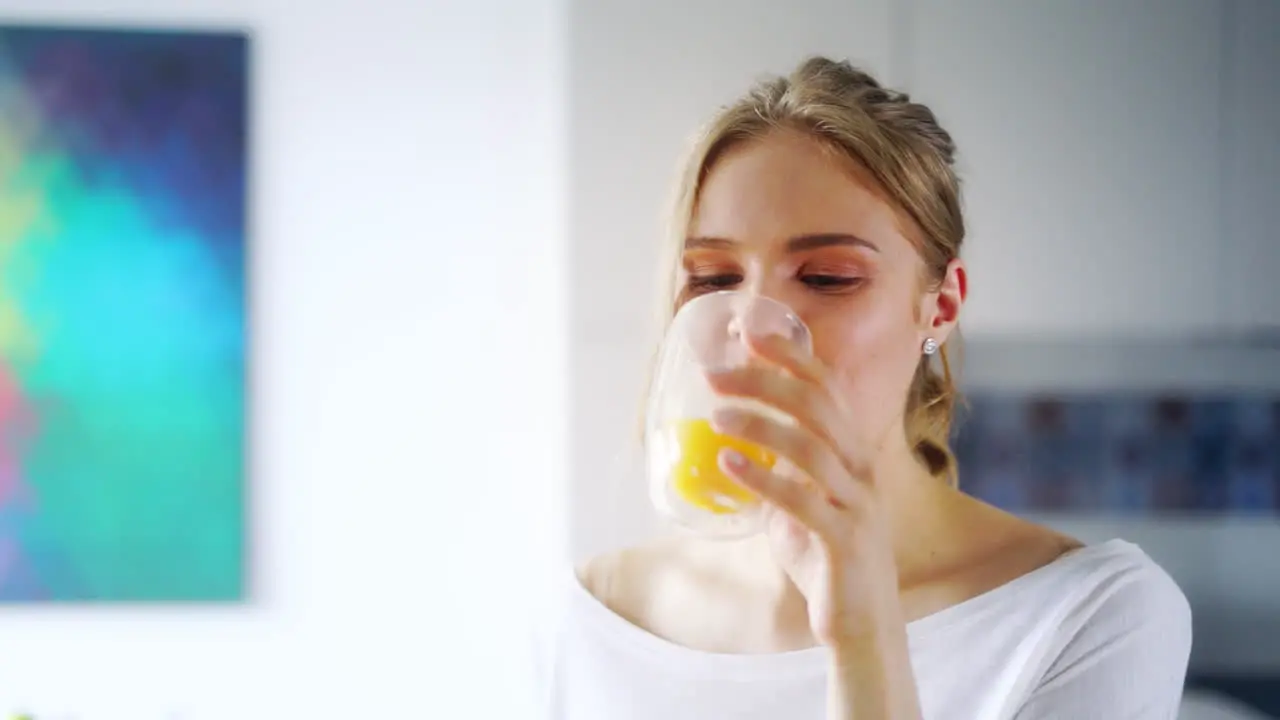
[706,332,899,644]
[706,333,923,719]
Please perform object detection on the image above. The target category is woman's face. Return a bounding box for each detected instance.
[682,130,964,451]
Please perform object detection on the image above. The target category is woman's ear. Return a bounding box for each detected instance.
[921,259,966,346]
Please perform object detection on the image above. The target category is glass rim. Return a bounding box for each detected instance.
[669,290,812,355]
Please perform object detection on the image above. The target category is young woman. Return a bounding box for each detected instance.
[535,56,1192,719]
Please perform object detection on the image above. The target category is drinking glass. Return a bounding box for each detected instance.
[645,291,812,538]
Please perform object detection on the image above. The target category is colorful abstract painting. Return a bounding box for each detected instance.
[0,25,248,601]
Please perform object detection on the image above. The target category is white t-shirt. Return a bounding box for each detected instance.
[532,539,1192,719]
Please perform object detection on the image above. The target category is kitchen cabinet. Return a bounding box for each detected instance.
[908,0,1227,337]
[1223,0,1280,336]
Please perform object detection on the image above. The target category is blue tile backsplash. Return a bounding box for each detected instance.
[952,394,1280,514]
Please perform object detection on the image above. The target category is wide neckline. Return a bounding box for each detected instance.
[565,538,1139,682]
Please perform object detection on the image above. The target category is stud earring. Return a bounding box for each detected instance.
[922,337,940,356]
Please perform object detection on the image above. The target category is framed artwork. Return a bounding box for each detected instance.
[0,24,249,601]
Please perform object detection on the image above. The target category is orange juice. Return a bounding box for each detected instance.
[669,418,775,514]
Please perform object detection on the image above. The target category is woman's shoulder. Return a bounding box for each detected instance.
[1005,540,1193,715]
[993,530,1189,612]
[947,498,1186,624]
[968,519,1190,635]
[971,533,1193,685]
[1051,538,1192,630]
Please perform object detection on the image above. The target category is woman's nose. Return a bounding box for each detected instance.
[725,291,811,351]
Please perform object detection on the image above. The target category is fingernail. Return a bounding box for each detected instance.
[704,367,732,382]
[721,448,747,469]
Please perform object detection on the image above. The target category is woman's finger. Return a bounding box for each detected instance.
[718,447,835,532]
[705,366,845,450]
[711,406,864,507]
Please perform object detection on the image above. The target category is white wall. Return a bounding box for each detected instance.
[567,0,1280,674]
[0,1,568,717]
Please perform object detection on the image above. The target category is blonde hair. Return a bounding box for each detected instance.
[645,56,966,484]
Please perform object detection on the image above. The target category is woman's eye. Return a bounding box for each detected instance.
[688,274,743,291]
[801,274,862,291]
